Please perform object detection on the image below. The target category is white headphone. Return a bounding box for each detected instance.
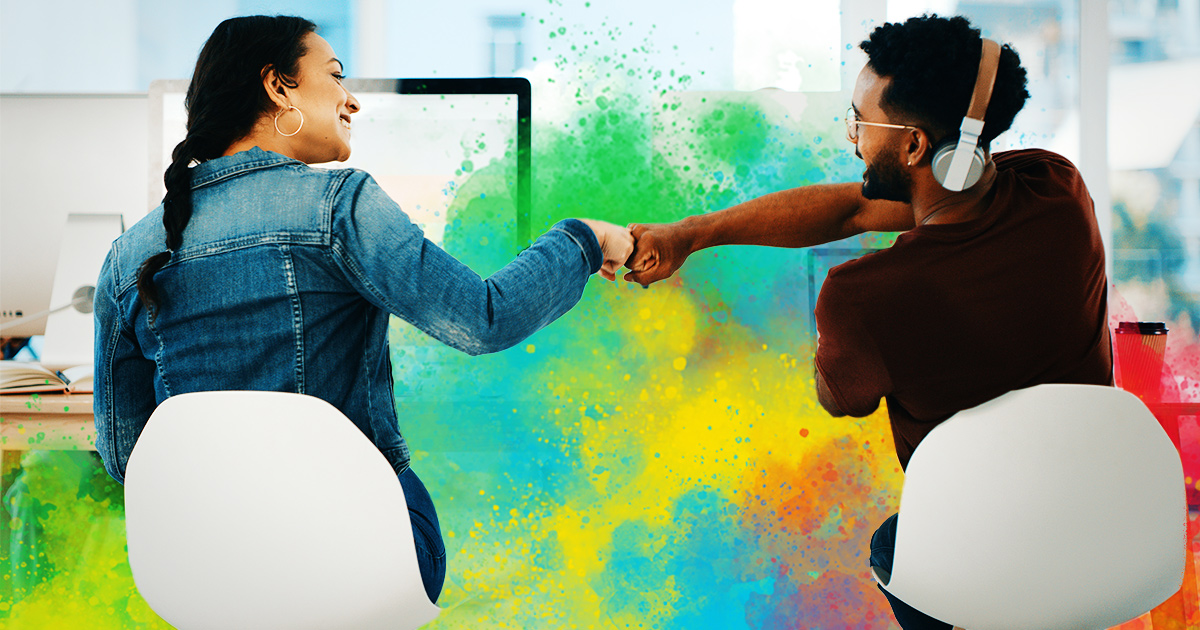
[931,38,1001,192]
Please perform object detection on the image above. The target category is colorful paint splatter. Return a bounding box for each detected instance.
[2,5,1195,629]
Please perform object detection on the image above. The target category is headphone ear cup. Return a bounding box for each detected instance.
[931,140,987,191]
[931,139,957,187]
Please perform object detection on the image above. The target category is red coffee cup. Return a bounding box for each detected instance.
[1115,321,1168,403]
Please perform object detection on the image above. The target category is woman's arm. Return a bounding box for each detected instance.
[93,249,158,483]
[333,172,626,355]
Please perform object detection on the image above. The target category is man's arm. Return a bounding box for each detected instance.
[624,182,913,285]
[814,365,846,417]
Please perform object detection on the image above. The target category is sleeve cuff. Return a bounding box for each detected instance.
[550,219,604,275]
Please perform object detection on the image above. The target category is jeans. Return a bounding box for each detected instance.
[397,467,446,604]
[870,514,952,630]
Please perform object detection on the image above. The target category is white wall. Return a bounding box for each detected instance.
[0,0,139,91]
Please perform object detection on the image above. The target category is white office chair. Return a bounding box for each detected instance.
[872,384,1186,630]
[123,391,440,630]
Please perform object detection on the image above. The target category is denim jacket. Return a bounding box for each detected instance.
[94,147,602,483]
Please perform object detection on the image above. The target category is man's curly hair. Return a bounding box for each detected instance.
[860,14,1030,145]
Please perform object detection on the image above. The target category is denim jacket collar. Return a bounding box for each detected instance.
[190,147,304,191]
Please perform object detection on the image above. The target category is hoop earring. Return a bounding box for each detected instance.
[274,106,304,137]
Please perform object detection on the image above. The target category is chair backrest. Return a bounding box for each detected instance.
[124,391,440,630]
[878,384,1185,630]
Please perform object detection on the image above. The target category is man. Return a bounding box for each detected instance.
[624,15,1112,629]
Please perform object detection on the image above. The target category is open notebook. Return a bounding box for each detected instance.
[0,361,93,394]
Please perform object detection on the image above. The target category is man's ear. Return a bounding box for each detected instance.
[260,66,290,111]
[906,127,934,167]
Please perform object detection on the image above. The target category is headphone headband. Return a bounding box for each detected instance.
[934,37,1001,192]
[966,39,1001,123]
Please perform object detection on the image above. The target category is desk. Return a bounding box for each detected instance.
[1143,401,1200,627]
[0,393,95,497]
[0,393,96,608]
[1151,402,1200,415]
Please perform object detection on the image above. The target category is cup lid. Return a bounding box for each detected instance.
[1116,321,1169,334]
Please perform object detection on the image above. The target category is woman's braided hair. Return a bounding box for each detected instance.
[136,15,316,319]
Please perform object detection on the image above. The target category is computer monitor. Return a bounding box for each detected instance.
[0,93,148,339]
[2,79,530,342]
[149,78,531,248]
[148,78,534,399]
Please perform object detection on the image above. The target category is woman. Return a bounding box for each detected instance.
[93,15,632,603]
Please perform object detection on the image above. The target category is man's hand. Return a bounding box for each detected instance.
[623,222,695,286]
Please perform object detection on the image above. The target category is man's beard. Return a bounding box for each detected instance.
[860,149,911,203]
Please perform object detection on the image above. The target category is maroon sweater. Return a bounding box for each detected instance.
[814,149,1113,469]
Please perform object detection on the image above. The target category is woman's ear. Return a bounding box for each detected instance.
[260,66,290,111]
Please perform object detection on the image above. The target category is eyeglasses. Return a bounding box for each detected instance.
[845,107,920,141]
